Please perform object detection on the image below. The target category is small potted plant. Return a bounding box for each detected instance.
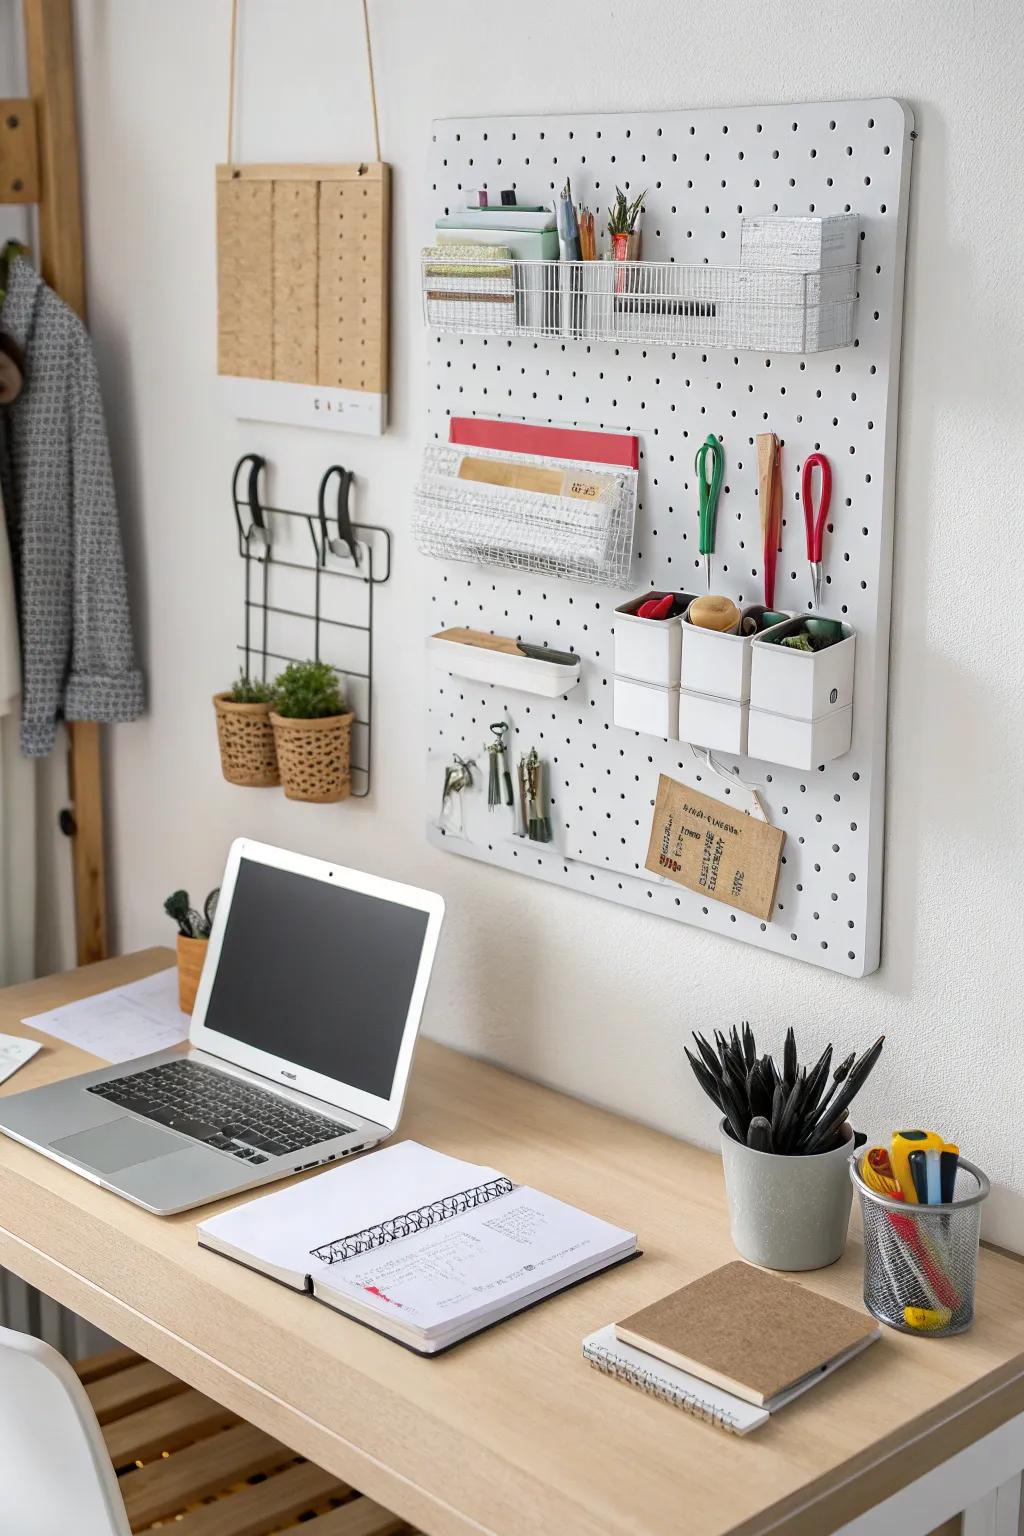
[213,671,279,787]
[165,888,219,1013]
[607,185,646,262]
[686,1023,884,1271]
[270,659,354,803]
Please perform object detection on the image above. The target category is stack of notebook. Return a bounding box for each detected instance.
[424,205,560,332]
[421,242,516,329]
[583,1260,880,1435]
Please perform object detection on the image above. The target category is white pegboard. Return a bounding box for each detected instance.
[423,99,914,978]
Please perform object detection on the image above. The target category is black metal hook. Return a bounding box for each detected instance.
[232,453,270,550]
[317,464,361,568]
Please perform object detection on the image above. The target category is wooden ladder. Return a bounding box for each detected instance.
[1,0,109,964]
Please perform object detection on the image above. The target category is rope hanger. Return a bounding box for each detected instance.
[225,0,382,167]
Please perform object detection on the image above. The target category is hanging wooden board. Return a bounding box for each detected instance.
[0,99,39,204]
[216,161,389,435]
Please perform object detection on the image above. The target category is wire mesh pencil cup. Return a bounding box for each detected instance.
[850,1152,990,1337]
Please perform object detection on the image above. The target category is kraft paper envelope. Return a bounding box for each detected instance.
[645,775,784,921]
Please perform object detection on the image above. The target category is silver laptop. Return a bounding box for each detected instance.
[0,838,445,1214]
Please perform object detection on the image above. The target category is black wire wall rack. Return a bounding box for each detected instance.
[231,453,392,799]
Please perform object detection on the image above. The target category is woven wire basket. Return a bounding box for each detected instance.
[413,443,637,587]
[850,1152,989,1337]
[422,256,858,354]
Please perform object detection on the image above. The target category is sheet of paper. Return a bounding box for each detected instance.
[21,966,188,1064]
[199,1141,505,1279]
[0,1034,42,1085]
[319,1186,635,1337]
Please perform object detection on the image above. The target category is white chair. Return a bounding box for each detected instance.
[0,1323,132,1536]
[0,1323,413,1535]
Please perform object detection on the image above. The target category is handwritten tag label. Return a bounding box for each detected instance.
[458,456,612,502]
[563,471,609,502]
[644,774,785,921]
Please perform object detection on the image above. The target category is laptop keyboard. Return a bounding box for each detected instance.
[87,1058,354,1165]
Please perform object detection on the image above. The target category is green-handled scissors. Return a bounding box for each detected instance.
[695,433,725,591]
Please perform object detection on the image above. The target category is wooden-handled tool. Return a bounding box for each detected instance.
[756,433,783,608]
[434,627,577,666]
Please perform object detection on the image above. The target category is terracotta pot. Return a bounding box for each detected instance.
[176,934,208,1014]
[213,692,279,787]
[610,230,631,261]
[270,712,355,803]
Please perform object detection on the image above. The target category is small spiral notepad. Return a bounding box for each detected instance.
[582,1326,769,1435]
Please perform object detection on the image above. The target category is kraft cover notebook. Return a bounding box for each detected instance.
[614,1260,880,1409]
[199,1141,637,1355]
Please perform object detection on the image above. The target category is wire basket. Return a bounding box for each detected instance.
[413,443,637,587]
[422,256,858,354]
[850,1151,990,1337]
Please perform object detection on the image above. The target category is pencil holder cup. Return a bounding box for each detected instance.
[720,1119,855,1271]
[850,1152,990,1337]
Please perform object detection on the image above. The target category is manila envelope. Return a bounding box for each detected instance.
[644,774,784,921]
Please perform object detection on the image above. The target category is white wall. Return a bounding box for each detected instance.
[63,1,1024,1241]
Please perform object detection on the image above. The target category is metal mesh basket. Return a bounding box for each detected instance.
[413,443,637,587]
[850,1152,990,1337]
[422,255,858,354]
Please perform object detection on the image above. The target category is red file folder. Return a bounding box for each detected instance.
[449,416,639,470]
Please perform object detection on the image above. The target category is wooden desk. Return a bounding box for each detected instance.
[2,950,1024,1536]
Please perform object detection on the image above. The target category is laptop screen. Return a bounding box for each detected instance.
[202,858,431,1100]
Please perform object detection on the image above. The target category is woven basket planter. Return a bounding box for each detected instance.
[176,935,208,1013]
[270,711,355,802]
[213,693,280,787]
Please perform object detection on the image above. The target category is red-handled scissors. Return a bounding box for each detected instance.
[801,452,832,610]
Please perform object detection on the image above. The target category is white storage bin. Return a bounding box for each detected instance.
[749,619,856,721]
[678,689,749,756]
[680,604,787,702]
[740,214,860,271]
[613,676,679,739]
[747,703,853,771]
[613,592,695,687]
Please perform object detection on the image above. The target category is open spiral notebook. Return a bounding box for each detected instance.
[198,1140,637,1354]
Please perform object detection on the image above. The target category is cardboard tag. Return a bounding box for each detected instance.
[458,455,612,502]
[644,774,784,921]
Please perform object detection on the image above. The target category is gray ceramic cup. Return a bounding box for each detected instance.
[719,1118,855,1271]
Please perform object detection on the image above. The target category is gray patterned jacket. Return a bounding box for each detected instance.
[0,257,143,756]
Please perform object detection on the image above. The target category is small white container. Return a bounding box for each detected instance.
[750,619,856,721]
[747,703,853,771]
[613,676,679,739]
[678,689,749,755]
[739,214,860,271]
[613,592,694,687]
[681,604,787,702]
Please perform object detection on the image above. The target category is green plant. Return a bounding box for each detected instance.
[685,1022,884,1156]
[272,659,347,720]
[607,186,646,236]
[228,670,275,705]
[164,888,219,939]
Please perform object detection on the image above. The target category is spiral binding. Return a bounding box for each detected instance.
[310,1175,517,1265]
[582,1341,740,1433]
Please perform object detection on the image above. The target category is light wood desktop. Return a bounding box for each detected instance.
[1,949,1024,1536]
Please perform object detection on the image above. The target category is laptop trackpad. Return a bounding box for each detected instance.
[51,1118,183,1173]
